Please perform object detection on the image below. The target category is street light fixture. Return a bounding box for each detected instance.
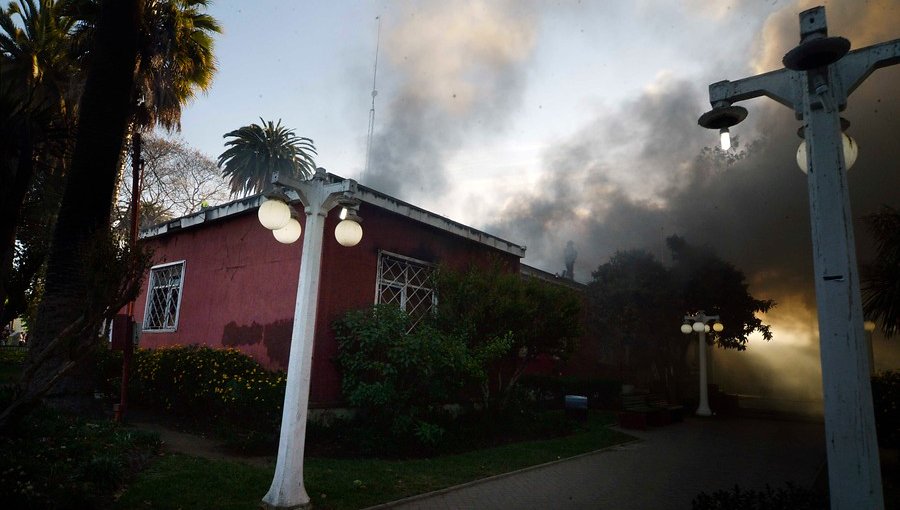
[260,168,361,510]
[681,311,723,417]
[698,7,898,508]
[795,119,858,173]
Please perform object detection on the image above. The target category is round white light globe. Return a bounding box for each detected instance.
[692,321,705,333]
[796,133,858,174]
[335,219,363,247]
[272,218,302,244]
[258,199,291,230]
[704,324,711,333]
[680,324,693,335]
[713,322,724,332]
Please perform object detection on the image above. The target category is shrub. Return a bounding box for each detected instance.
[692,483,825,510]
[872,370,900,448]
[334,305,477,454]
[96,345,286,452]
[0,406,161,509]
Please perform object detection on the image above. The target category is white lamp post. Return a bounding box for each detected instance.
[698,7,896,508]
[260,168,362,510]
[681,311,723,417]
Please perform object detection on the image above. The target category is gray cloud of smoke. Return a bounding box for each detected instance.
[356,0,900,397]
[483,0,900,398]
[363,1,537,199]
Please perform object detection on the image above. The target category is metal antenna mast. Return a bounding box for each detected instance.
[362,15,381,181]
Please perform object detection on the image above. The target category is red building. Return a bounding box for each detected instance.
[132,175,527,407]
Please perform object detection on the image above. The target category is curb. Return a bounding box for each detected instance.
[362,438,642,510]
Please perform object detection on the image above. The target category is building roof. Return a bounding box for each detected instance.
[520,264,586,291]
[140,172,527,258]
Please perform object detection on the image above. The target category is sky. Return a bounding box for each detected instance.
[171,0,900,399]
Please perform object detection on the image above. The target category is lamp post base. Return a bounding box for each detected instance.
[695,406,713,417]
[261,502,311,510]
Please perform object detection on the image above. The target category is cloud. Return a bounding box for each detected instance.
[363,1,538,199]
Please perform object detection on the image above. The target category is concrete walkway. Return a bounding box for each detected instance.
[370,416,826,510]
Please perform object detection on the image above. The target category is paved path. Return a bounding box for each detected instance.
[130,421,273,467]
[370,416,826,510]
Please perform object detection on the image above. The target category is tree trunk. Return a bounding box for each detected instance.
[25,0,142,413]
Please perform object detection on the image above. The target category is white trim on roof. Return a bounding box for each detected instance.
[140,173,526,258]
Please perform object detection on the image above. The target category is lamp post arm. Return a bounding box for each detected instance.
[272,170,357,213]
[837,39,900,97]
[708,68,802,113]
[321,180,358,212]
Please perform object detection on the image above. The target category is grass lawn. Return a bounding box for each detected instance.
[115,413,634,510]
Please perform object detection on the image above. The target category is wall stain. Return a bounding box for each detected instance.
[222,321,263,347]
[221,319,292,370]
[263,320,292,369]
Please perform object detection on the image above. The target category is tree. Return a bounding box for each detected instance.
[217,118,317,196]
[861,206,900,337]
[432,260,582,413]
[113,134,230,233]
[666,235,774,350]
[133,0,219,131]
[587,250,679,388]
[334,305,474,452]
[0,0,81,322]
[7,0,143,419]
[586,237,774,398]
[17,0,218,407]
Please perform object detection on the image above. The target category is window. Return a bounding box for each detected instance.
[376,252,436,328]
[143,261,185,332]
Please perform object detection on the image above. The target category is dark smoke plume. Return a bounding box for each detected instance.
[364,1,537,200]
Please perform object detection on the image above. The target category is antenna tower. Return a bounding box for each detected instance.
[362,16,381,181]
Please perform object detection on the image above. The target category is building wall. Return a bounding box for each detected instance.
[134,201,520,406]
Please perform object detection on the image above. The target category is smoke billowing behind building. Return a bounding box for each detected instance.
[360,0,900,401]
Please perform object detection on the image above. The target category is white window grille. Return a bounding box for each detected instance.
[376,252,436,328]
[143,261,185,332]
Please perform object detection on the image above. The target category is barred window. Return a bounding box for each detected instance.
[143,261,185,332]
[376,252,436,328]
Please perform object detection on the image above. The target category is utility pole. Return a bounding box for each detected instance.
[699,6,899,509]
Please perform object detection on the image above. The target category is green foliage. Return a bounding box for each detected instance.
[587,239,773,398]
[433,261,582,411]
[0,405,161,510]
[0,346,27,384]
[334,262,583,453]
[872,370,900,448]
[97,345,286,452]
[667,235,774,349]
[862,206,900,337]
[334,305,477,454]
[217,118,317,196]
[692,483,824,510]
[117,412,632,510]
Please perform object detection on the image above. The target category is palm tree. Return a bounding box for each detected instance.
[0,0,81,322]
[67,0,220,131]
[13,0,143,417]
[862,206,900,337]
[218,118,317,196]
[23,0,219,411]
[134,0,220,131]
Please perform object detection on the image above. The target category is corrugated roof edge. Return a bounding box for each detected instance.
[520,264,586,291]
[140,172,526,259]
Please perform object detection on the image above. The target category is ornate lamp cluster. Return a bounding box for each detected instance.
[257,171,363,247]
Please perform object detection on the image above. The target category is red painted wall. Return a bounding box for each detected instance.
[134,202,521,407]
